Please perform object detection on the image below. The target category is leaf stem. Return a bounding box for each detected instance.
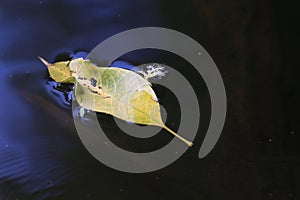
[163,126,193,147]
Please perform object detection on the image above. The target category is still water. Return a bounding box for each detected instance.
[0,1,208,199]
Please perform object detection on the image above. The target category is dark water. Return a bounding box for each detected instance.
[0,0,299,200]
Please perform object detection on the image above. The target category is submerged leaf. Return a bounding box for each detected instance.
[40,57,193,146]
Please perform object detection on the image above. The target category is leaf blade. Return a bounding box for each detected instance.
[41,57,193,146]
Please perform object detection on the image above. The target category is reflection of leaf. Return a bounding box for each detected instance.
[39,57,193,146]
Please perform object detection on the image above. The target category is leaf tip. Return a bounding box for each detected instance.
[38,56,51,67]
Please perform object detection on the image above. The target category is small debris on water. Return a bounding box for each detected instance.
[79,107,85,118]
[268,192,273,197]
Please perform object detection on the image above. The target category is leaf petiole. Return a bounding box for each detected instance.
[163,126,193,147]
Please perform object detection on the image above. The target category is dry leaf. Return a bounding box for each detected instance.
[39,57,193,146]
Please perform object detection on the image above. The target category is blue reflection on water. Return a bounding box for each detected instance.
[0,0,165,199]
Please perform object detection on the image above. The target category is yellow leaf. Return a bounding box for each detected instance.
[38,57,75,83]
[40,57,193,146]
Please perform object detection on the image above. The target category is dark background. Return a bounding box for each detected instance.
[0,0,299,199]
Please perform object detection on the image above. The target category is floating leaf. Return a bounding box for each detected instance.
[39,57,193,146]
[39,57,75,83]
